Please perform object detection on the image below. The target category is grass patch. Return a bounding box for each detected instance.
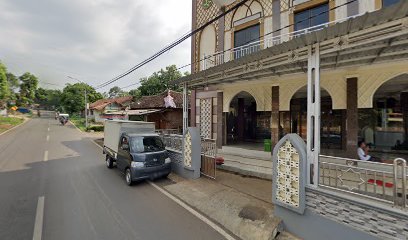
[87,125,104,132]
[0,116,24,133]
[69,117,87,131]
[69,117,104,132]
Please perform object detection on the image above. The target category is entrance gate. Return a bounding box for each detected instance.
[201,138,217,179]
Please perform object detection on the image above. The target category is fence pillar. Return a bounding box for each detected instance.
[394,158,407,208]
[216,91,223,149]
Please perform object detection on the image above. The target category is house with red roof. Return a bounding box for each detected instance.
[89,96,133,123]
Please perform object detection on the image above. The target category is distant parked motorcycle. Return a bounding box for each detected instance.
[58,114,69,126]
[59,116,68,125]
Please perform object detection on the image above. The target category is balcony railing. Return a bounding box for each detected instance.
[201,13,364,71]
[319,155,407,210]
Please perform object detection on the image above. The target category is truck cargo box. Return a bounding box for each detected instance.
[104,120,155,156]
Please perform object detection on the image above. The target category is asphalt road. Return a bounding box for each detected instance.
[0,116,226,240]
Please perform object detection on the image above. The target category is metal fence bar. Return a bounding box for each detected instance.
[319,155,407,210]
[159,133,183,153]
[200,138,217,179]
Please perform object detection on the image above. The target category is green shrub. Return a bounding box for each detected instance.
[87,125,104,132]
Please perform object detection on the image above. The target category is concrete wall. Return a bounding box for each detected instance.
[199,25,217,71]
[146,110,183,130]
[306,188,408,240]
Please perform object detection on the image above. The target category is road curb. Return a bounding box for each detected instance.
[148,181,238,240]
[0,117,30,137]
[69,120,84,133]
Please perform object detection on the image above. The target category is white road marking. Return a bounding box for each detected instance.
[43,151,48,162]
[148,182,236,240]
[47,127,50,132]
[32,196,45,240]
[46,135,50,142]
[90,139,235,240]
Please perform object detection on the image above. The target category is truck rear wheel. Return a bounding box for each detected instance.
[106,155,114,169]
[125,168,133,186]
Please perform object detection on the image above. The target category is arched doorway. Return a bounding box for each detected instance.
[359,74,408,151]
[227,91,270,147]
[281,86,342,149]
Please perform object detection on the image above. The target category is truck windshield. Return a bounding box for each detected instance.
[130,136,165,153]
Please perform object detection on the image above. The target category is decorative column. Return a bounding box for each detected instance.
[346,78,358,158]
[341,109,347,152]
[271,86,280,149]
[238,98,245,141]
[217,92,223,148]
[306,44,320,187]
[401,92,408,146]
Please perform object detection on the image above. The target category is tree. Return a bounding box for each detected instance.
[128,88,141,99]
[6,73,19,92]
[18,72,38,107]
[6,73,19,102]
[137,65,184,96]
[108,86,128,98]
[35,88,62,110]
[61,83,102,115]
[0,62,10,107]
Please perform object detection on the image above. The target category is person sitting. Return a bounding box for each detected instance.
[357,141,382,162]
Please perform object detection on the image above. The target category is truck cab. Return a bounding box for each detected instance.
[103,120,171,186]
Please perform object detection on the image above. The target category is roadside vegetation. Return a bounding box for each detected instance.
[0,60,189,127]
[0,116,24,133]
[69,116,104,132]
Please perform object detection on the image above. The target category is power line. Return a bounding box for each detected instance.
[95,0,251,90]
[40,82,64,88]
[121,82,140,90]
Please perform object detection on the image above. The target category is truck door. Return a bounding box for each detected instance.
[117,136,131,171]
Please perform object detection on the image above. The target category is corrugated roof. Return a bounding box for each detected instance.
[130,90,183,109]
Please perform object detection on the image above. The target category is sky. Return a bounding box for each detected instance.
[0,0,192,92]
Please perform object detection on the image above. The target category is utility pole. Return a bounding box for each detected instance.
[84,88,88,129]
[67,76,89,129]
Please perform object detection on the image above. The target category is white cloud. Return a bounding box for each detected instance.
[0,0,192,92]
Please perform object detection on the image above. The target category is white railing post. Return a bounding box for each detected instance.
[307,43,321,187]
[394,158,407,208]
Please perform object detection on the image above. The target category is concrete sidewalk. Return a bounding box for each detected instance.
[91,138,298,239]
[217,146,273,180]
[164,171,299,240]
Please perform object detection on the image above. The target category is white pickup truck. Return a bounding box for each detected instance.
[103,120,171,185]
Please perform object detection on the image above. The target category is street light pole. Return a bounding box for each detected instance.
[67,76,88,129]
[84,88,88,129]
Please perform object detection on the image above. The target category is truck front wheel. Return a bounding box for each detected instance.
[106,155,114,169]
[125,168,133,186]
